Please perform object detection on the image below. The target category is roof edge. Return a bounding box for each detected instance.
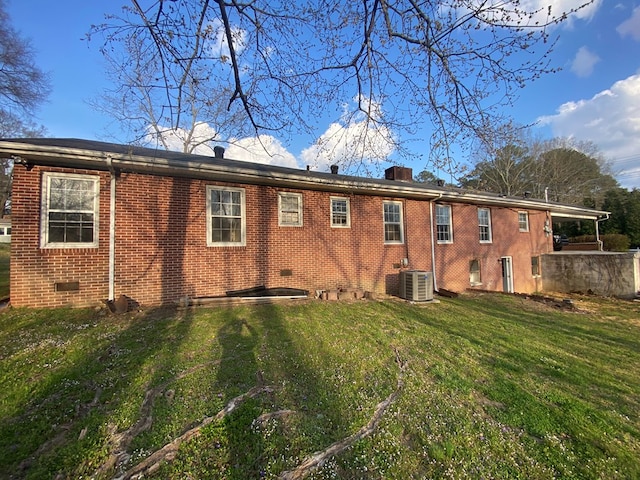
[0,138,609,219]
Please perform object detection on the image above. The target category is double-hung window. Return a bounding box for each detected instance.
[436,204,452,243]
[41,173,100,248]
[331,197,350,228]
[518,212,529,232]
[279,192,303,227]
[207,186,246,246]
[383,201,404,243]
[478,208,492,243]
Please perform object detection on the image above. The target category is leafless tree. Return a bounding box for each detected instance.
[0,0,50,116]
[88,0,594,170]
[88,9,248,153]
[0,111,47,214]
[0,0,50,213]
[536,145,617,207]
[461,130,618,207]
[462,143,534,196]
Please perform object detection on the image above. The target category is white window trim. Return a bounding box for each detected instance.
[206,185,246,247]
[436,204,453,244]
[383,200,404,244]
[330,196,351,228]
[278,192,303,227]
[40,172,100,249]
[518,211,530,232]
[478,208,492,244]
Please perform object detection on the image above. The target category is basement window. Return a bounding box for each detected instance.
[207,186,246,246]
[531,256,540,277]
[470,259,482,286]
[41,173,100,248]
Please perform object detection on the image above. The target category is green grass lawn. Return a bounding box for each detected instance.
[1,294,639,479]
[0,243,9,299]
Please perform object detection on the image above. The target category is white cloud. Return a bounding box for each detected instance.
[144,122,220,154]
[570,46,600,78]
[549,0,601,23]
[208,19,247,60]
[146,98,398,174]
[300,98,396,172]
[538,74,640,188]
[144,123,297,168]
[617,6,640,40]
[225,135,298,168]
[514,0,602,27]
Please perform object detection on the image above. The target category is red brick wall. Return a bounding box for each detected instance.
[10,166,552,307]
[113,174,435,305]
[10,166,111,307]
[434,203,551,294]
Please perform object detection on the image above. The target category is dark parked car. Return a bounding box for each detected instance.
[553,234,569,251]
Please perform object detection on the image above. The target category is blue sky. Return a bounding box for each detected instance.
[6,1,640,189]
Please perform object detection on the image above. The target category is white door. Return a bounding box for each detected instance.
[501,256,514,293]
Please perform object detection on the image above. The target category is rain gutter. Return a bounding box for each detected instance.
[0,140,609,218]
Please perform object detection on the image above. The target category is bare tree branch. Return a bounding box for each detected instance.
[88,0,595,172]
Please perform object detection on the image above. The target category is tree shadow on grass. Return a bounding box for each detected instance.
[0,305,194,480]
[166,301,355,479]
[213,309,264,478]
[1,300,402,479]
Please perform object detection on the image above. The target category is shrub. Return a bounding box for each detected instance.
[602,234,630,252]
[569,234,630,252]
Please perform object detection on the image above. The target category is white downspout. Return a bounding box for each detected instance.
[595,213,610,252]
[429,195,442,292]
[106,155,116,301]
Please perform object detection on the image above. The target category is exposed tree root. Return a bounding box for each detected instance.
[253,409,296,427]
[116,385,275,480]
[97,347,404,480]
[17,387,102,474]
[91,361,219,479]
[279,347,406,480]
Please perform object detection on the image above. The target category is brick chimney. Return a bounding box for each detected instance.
[385,166,413,182]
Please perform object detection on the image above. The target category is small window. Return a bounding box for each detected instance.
[531,256,540,276]
[470,259,481,286]
[41,173,100,248]
[0,228,4,235]
[436,204,452,243]
[519,212,529,232]
[278,192,303,227]
[207,186,246,246]
[478,208,492,243]
[5,228,10,235]
[331,197,350,228]
[383,201,404,243]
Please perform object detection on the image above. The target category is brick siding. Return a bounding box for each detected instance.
[10,166,111,307]
[435,203,551,293]
[10,165,552,307]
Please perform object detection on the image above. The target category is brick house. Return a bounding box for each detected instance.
[0,138,607,307]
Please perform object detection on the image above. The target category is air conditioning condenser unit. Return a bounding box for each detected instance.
[399,270,434,301]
